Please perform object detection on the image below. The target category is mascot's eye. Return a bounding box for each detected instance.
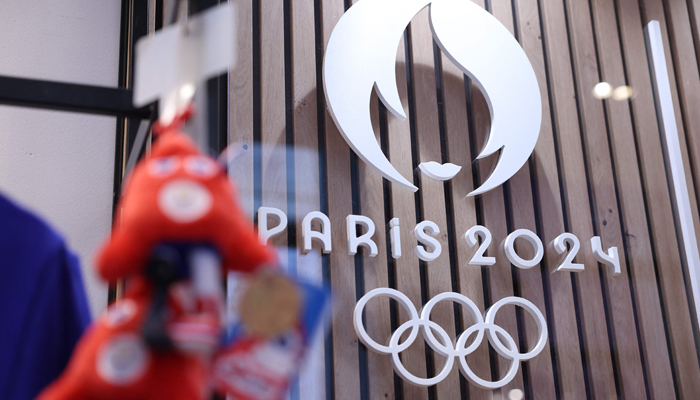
[148,157,180,177]
[184,156,219,178]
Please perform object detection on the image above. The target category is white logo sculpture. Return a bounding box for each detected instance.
[323,0,542,196]
[354,288,548,389]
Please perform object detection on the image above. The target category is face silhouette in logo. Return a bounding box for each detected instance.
[323,0,541,196]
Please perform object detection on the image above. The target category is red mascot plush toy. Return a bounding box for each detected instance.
[37,110,276,400]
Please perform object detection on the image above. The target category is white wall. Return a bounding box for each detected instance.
[0,1,123,315]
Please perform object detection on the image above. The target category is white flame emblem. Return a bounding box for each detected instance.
[323,0,541,196]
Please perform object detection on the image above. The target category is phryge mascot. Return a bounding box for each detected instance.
[37,109,278,400]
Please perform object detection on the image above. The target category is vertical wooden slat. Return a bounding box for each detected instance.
[261,0,288,237]
[291,0,325,398]
[588,0,676,397]
[229,0,255,216]
[562,0,647,398]
[319,1,362,398]
[439,25,493,400]
[360,94,395,400]
[614,0,693,397]
[686,0,700,70]
[536,0,599,397]
[260,5,288,400]
[163,0,176,25]
[258,14,288,396]
[408,9,462,399]
[388,36,430,400]
[148,0,156,33]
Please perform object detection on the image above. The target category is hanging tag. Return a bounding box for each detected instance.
[133,2,238,121]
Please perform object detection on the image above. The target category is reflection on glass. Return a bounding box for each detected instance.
[612,85,634,101]
[592,82,634,101]
[593,82,613,99]
[508,389,524,400]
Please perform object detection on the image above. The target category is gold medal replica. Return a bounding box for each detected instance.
[239,271,301,337]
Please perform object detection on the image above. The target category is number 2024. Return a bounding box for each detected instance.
[465,226,621,275]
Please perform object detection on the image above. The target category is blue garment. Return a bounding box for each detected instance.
[0,194,91,400]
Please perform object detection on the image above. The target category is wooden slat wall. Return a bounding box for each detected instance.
[589,0,675,398]
[563,0,645,398]
[225,0,700,398]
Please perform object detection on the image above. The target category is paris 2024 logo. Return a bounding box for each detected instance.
[323,0,541,196]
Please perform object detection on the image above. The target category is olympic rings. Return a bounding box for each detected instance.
[353,288,548,389]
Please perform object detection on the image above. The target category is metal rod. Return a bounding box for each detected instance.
[0,75,151,119]
[646,20,700,326]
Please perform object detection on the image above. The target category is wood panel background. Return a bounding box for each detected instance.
[217,0,700,398]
